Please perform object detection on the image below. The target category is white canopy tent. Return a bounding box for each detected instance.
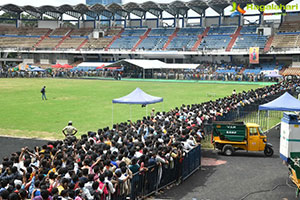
[104,59,200,78]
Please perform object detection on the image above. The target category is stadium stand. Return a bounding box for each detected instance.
[282,67,300,75]
[57,38,87,49]
[137,36,168,50]
[240,26,258,34]
[271,34,299,48]
[0,36,38,49]
[207,26,237,35]
[199,35,232,50]
[121,28,147,36]
[167,36,198,50]
[233,35,268,49]
[36,37,61,49]
[0,26,51,36]
[50,28,70,36]
[278,21,300,32]
[106,28,123,36]
[70,28,93,36]
[177,27,205,36]
[81,37,113,50]
[109,36,140,49]
[148,28,175,36]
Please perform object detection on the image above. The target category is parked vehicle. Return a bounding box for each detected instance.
[212,121,273,156]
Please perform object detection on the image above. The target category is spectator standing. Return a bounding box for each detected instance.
[62,121,78,138]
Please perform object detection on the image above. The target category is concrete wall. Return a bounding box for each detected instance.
[38,21,62,29]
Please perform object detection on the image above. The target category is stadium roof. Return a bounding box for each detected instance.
[0,0,294,19]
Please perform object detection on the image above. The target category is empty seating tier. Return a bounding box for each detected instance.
[36,38,61,49]
[81,38,112,49]
[0,37,38,49]
[166,36,198,50]
[0,27,50,36]
[198,35,231,50]
[137,36,168,50]
[50,28,70,36]
[57,38,86,49]
[240,26,258,34]
[106,28,122,36]
[121,29,147,36]
[109,36,140,49]
[177,27,205,36]
[233,35,268,49]
[207,26,237,35]
[70,28,93,36]
[148,28,175,36]
[279,21,300,33]
[271,35,299,48]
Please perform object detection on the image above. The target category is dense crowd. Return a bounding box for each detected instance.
[0,62,284,82]
[0,76,299,200]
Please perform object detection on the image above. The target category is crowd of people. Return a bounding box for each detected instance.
[0,77,299,200]
[0,62,286,82]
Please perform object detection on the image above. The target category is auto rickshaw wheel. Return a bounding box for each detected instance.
[264,146,274,157]
[222,145,234,156]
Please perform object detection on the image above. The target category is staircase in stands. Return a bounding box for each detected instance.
[32,29,52,50]
[264,35,274,52]
[225,26,242,52]
[191,27,210,51]
[54,30,73,50]
[105,29,124,51]
[131,28,152,51]
[162,28,180,50]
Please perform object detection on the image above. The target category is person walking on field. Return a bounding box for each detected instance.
[62,121,78,138]
[41,86,47,100]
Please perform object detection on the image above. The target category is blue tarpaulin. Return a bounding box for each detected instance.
[29,67,45,72]
[112,88,163,104]
[259,92,300,111]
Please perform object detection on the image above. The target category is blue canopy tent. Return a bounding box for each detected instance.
[258,92,300,130]
[259,92,300,111]
[112,88,163,124]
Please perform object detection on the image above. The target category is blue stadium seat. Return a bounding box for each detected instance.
[233,35,268,49]
[137,36,168,50]
[121,29,147,36]
[207,26,237,35]
[167,36,198,50]
[148,28,175,36]
[177,28,205,36]
[198,35,231,50]
[110,36,140,49]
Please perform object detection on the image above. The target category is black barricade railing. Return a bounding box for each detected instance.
[111,145,201,200]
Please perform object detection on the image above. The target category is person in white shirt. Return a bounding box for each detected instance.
[62,121,78,138]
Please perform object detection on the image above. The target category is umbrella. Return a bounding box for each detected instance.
[52,63,62,68]
[62,64,73,69]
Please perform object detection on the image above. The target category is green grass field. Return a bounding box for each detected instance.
[0,78,265,140]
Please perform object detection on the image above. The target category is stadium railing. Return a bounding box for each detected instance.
[108,145,201,200]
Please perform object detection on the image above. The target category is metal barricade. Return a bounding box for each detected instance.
[123,145,202,199]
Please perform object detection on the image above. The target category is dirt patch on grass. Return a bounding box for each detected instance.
[0,128,63,140]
